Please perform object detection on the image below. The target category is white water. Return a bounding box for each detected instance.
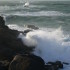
[4,11,67,17]
[8,24,70,70]
[21,28,70,62]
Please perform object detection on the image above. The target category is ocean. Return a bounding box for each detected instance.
[0,0,70,70]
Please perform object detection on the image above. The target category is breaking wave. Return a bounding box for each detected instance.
[8,24,70,63]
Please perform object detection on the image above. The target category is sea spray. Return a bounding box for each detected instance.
[18,27,70,63]
[18,32,37,47]
[8,24,70,63]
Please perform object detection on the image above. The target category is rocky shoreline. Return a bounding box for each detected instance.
[0,16,68,70]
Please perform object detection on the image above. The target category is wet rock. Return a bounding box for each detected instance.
[23,29,32,35]
[9,54,45,70]
[24,24,39,30]
[45,61,63,70]
[63,62,69,65]
[0,60,10,70]
[55,61,63,69]
[0,16,34,60]
[0,16,8,29]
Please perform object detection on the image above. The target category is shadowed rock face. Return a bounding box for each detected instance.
[0,16,5,27]
[0,16,8,29]
[0,60,10,70]
[0,16,34,61]
[9,54,45,70]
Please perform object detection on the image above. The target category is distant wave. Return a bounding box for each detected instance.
[4,11,70,17]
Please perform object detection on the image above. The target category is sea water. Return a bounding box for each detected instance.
[0,0,70,70]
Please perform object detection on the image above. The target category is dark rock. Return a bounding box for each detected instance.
[24,25,39,30]
[63,62,69,65]
[9,54,45,70]
[0,16,34,61]
[0,16,5,27]
[45,61,63,70]
[0,60,10,70]
[45,64,58,70]
[23,29,32,35]
[45,64,53,70]
[55,61,63,69]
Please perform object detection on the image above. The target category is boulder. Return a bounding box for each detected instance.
[9,54,45,70]
[45,61,63,70]
[0,60,10,70]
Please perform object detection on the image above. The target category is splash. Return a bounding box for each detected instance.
[18,27,70,63]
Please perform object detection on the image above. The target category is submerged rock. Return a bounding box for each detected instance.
[9,54,45,70]
[23,29,32,35]
[24,24,39,30]
[45,61,63,70]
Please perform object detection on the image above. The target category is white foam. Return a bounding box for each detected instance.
[18,27,70,63]
[5,11,67,17]
[16,11,64,16]
[7,24,25,31]
[18,32,37,47]
[8,24,70,70]
[8,24,70,63]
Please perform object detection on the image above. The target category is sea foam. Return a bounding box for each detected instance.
[8,24,70,63]
[18,27,70,63]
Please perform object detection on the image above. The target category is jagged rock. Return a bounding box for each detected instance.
[0,16,5,27]
[63,62,69,65]
[23,29,32,35]
[24,24,39,30]
[0,60,10,70]
[0,16,8,29]
[45,61,63,70]
[0,16,34,60]
[55,61,63,69]
[9,54,45,70]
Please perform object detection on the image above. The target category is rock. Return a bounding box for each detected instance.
[23,29,32,35]
[0,16,34,61]
[45,61,63,70]
[0,60,10,70]
[63,62,69,65]
[0,16,5,27]
[9,54,45,70]
[45,64,53,70]
[45,64,58,70]
[55,61,63,69]
[24,25,39,30]
[0,16,8,29]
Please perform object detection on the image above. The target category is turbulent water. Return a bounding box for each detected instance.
[0,0,70,70]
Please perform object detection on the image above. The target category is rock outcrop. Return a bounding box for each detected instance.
[0,16,33,61]
[9,54,45,70]
[24,24,39,30]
